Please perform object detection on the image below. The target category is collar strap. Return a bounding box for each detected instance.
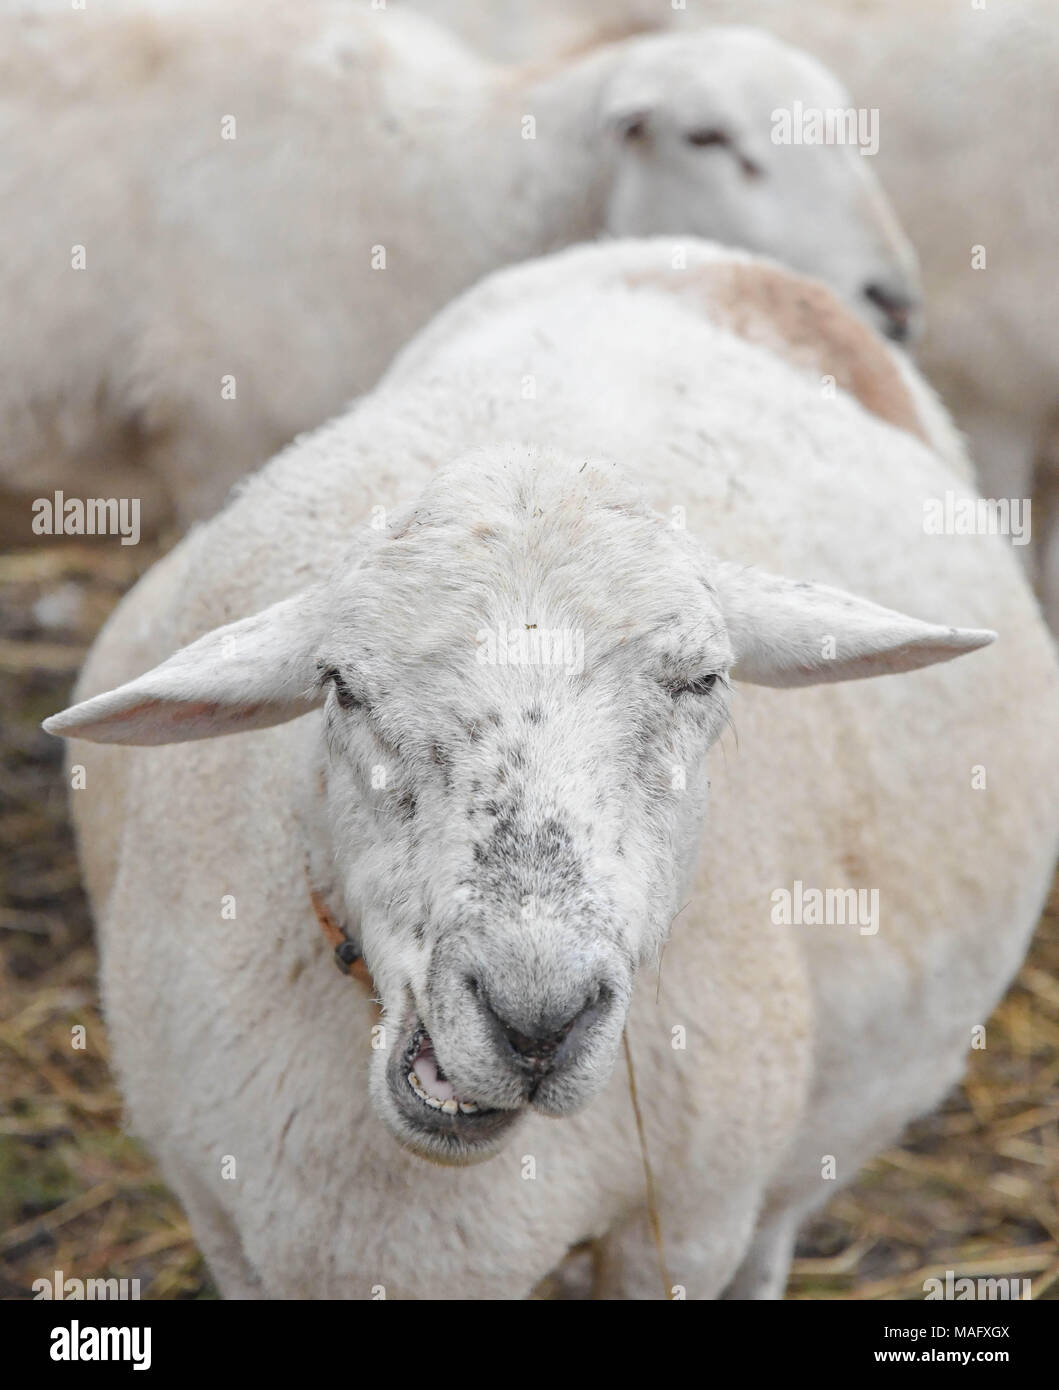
[309,885,374,992]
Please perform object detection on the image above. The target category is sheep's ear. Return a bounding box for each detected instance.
[43,590,329,745]
[713,563,996,688]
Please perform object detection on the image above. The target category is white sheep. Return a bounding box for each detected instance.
[1,0,919,527]
[411,0,1059,621]
[45,239,1059,1298]
[691,0,1059,624]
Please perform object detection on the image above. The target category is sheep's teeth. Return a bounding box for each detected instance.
[407,1070,443,1108]
[408,1069,480,1115]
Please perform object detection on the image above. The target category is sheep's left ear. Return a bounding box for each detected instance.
[713,563,996,687]
[43,589,329,745]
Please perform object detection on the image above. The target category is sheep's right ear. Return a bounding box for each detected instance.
[43,590,329,745]
[713,564,996,687]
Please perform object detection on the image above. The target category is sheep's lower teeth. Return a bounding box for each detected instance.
[406,1071,480,1114]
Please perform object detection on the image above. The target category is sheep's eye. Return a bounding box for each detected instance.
[685,128,762,179]
[323,667,362,711]
[620,115,648,142]
[684,127,730,149]
[671,672,722,698]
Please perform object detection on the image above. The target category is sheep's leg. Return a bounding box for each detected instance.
[532,1241,601,1300]
[719,1209,800,1300]
[593,1200,759,1301]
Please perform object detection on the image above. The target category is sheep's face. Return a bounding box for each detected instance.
[313,451,733,1162]
[600,29,923,343]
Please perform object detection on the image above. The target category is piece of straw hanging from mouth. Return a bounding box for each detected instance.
[622,1027,673,1300]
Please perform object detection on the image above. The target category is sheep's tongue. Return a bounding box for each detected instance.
[413,1036,457,1103]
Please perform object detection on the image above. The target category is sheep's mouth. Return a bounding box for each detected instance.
[404,1024,488,1117]
[383,1017,520,1161]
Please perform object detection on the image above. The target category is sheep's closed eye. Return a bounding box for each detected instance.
[684,128,763,179]
[684,127,730,149]
[670,672,723,698]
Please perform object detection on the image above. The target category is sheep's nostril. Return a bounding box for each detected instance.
[503,1017,576,1065]
[863,281,918,343]
[484,993,603,1074]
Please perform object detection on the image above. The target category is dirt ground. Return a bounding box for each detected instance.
[2,537,1058,1301]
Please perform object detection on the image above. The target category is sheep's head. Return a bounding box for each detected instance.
[45,449,993,1163]
[599,28,922,343]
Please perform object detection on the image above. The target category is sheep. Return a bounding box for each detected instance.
[0,0,920,530]
[410,0,1059,621]
[43,238,1059,1299]
[688,0,1059,617]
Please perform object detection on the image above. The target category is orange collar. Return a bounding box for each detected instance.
[309,884,375,992]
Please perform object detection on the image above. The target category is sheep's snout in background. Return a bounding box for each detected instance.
[862,279,922,344]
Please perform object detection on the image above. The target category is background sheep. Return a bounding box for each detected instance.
[44,240,1059,1298]
[0,0,918,530]
[403,0,1059,620]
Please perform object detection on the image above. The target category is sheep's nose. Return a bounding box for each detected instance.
[481,990,608,1074]
[862,281,920,344]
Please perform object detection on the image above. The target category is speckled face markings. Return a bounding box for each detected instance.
[471,806,586,910]
[431,742,451,789]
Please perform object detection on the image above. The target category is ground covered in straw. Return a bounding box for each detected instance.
[2,540,1057,1300]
